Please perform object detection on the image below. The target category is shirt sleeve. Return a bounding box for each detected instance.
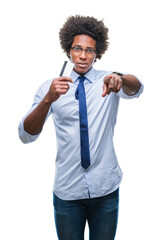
[116,74,144,99]
[18,79,53,144]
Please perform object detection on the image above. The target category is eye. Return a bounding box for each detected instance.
[75,47,82,52]
[87,49,93,53]
[85,49,96,54]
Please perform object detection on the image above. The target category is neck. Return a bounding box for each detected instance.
[73,67,92,76]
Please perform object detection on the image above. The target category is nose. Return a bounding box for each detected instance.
[79,50,87,59]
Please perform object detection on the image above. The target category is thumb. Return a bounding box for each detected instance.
[102,83,108,97]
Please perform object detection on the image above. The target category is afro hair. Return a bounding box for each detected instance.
[59,15,109,60]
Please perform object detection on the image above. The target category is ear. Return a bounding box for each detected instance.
[67,52,71,59]
[92,55,96,64]
[68,51,73,60]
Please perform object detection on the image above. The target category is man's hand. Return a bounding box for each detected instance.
[45,77,73,103]
[102,74,122,97]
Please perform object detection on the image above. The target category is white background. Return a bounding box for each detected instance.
[0,0,162,239]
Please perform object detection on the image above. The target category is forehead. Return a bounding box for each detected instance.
[72,34,96,48]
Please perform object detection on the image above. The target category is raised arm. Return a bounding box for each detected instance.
[102,73,141,97]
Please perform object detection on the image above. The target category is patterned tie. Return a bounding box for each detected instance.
[75,76,91,169]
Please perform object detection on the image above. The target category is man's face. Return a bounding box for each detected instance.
[69,34,96,75]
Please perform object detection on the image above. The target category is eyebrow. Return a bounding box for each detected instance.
[73,44,95,49]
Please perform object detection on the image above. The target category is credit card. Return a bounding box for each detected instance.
[59,61,74,77]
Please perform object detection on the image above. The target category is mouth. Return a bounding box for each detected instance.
[77,63,88,68]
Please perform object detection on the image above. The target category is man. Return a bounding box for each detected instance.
[19,15,143,240]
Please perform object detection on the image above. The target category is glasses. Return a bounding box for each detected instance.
[71,46,97,55]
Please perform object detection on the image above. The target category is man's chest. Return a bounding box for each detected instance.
[51,81,106,120]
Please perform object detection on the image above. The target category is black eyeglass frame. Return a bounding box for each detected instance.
[71,46,97,54]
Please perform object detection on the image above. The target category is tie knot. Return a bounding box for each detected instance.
[79,76,86,83]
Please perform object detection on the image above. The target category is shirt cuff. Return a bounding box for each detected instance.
[117,82,144,99]
[18,117,40,144]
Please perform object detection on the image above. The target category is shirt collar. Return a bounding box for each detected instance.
[70,67,95,83]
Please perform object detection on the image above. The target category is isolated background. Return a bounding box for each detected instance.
[1,0,162,239]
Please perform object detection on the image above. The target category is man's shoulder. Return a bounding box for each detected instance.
[41,78,53,87]
[40,78,53,89]
[36,78,54,96]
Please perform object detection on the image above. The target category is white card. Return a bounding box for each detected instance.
[59,61,74,77]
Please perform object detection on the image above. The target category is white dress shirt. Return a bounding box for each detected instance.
[18,67,144,200]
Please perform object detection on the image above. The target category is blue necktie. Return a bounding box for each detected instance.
[75,76,91,169]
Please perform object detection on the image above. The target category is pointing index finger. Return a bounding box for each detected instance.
[104,75,113,83]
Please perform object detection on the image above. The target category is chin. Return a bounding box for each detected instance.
[74,67,90,75]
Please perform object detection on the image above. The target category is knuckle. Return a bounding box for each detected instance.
[55,87,60,93]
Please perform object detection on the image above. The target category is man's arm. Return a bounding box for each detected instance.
[102,73,141,97]
[23,98,52,135]
[23,76,73,136]
[121,74,141,96]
